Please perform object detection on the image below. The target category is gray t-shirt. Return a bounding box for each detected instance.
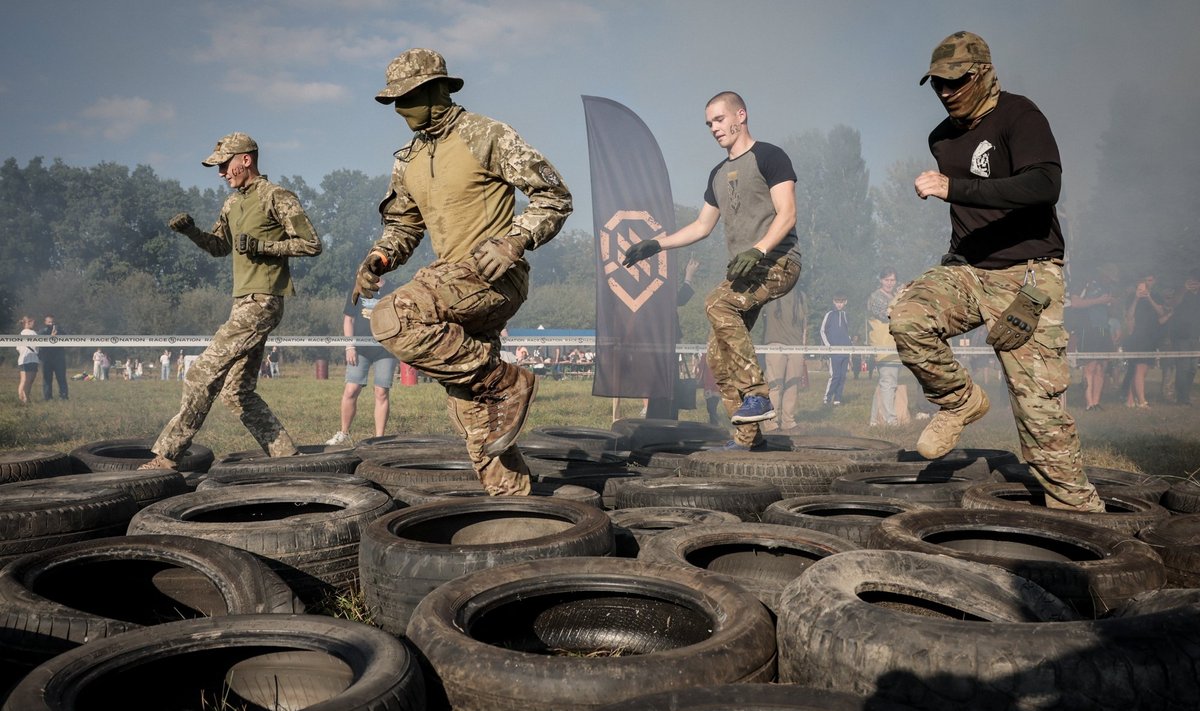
[703,141,800,262]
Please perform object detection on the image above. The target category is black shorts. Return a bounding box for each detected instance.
[19,363,38,374]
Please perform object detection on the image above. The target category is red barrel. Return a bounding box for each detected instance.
[315,358,329,380]
[400,362,418,386]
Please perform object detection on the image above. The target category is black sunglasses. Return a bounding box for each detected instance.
[931,73,974,93]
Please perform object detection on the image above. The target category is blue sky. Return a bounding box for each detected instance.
[2,0,1197,235]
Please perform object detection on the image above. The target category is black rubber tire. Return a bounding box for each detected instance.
[615,477,783,521]
[0,490,139,565]
[829,463,1004,507]
[406,556,777,711]
[606,507,742,557]
[389,479,602,508]
[524,426,625,457]
[354,433,463,459]
[3,613,425,711]
[680,450,860,499]
[198,469,378,491]
[0,469,188,509]
[1138,514,1200,587]
[762,495,933,546]
[210,444,361,475]
[128,483,396,607]
[0,534,299,671]
[871,507,1167,617]
[628,441,729,473]
[0,450,72,484]
[636,522,860,613]
[518,441,631,476]
[596,683,920,710]
[610,418,730,450]
[896,447,1020,471]
[1163,479,1200,514]
[535,466,674,510]
[359,497,615,636]
[960,481,1172,536]
[777,550,1200,710]
[762,434,902,462]
[998,463,1170,503]
[354,454,479,497]
[68,437,213,473]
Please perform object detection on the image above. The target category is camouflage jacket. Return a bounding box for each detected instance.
[191,176,322,297]
[374,106,572,265]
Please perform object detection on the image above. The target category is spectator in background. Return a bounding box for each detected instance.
[160,349,172,381]
[1169,271,1200,406]
[15,315,39,405]
[326,277,399,447]
[1069,264,1120,410]
[1122,273,1168,408]
[761,281,807,431]
[93,347,106,381]
[269,346,280,377]
[820,293,852,406]
[868,267,902,426]
[38,314,68,400]
[176,349,185,380]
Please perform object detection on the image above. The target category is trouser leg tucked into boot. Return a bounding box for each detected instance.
[471,360,538,458]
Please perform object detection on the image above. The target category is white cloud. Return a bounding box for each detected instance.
[221,71,351,106]
[76,97,177,142]
[420,0,604,61]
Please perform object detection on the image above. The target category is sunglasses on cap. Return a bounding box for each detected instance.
[930,73,975,93]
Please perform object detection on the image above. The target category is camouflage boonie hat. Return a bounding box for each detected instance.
[201,132,258,167]
[919,31,991,85]
[375,48,464,104]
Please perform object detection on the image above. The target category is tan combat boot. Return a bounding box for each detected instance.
[138,453,176,470]
[472,361,538,457]
[916,382,990,459]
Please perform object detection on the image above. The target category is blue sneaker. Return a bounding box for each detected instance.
[731,395,776,424]
[722,439,767,452]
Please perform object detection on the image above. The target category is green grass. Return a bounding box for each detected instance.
[2,362,1198,480]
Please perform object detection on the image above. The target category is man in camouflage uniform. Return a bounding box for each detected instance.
[141,132,322,469]
[890,31,1102,512]
[624,91,800,450]
[353,49,571,495]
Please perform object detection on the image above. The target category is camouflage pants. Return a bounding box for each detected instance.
[705,257,801,446]
[888,261,1101,511]
[153,294,296,461]
[370,259,532,495]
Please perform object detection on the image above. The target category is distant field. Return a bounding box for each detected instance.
[3,361,1197,482]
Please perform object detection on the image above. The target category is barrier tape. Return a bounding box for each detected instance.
[2,335,1198,360]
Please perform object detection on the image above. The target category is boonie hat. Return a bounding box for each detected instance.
[919,31,991,85]
[201,132,258,167]
[375,48,464,104]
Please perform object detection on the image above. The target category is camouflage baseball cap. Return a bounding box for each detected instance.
[919,31,992,85]
[201,132,258,167]
[375,48,464,104]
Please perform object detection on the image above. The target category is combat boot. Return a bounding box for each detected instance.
[138,453,176,470]
[472,361,538,457]
[916,382,989,459]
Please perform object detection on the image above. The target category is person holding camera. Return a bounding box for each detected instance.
[1121,273,1168,408]
[141,132,322,470]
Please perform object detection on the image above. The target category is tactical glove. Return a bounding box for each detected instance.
[352,250,389,305]
[622,239,662,267]
[235,233,265,257]
[987,283,1051,351]
[168,212,200,237]
[726,248,765,281]
[472,235,525,283]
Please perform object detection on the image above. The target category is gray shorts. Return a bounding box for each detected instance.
[346,354,398,388]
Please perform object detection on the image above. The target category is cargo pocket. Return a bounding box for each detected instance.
[370,294,403,342]
[1025,325,1070,398]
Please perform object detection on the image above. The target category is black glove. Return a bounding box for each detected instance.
[168,212,199,236]
[235,233,265,257]
[987,284,1051,351]
[352,250,390,305]
[472,235,525,282]
[622,239,662,267]
[726,248,764,280]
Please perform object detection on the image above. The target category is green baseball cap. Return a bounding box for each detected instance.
[201,132,258,167]
[919,31,991,85]
[375,48,464,104]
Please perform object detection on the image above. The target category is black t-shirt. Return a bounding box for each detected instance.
[930,92,1064,268]
[342,280,398,362]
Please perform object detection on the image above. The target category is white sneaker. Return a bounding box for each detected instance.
[325,431,354,447]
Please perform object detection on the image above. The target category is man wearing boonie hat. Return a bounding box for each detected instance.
[888,31,1103,512]
[141,132,322,470]
[352,48,572,496]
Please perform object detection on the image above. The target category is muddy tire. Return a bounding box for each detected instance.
[128,483,395,607]
[762,434,902,462]
[1,470,188,510]
[762,495,932,546]
[1163,479,1200,514]
[524,426,625,457]
[359,498,614,635]
[607,507,742,557]
[680,450,859,499]
[1138,514,1200,587]
[354,434,462,460]
[637,522,859,612]
[0,490,139,565]
[871,507,1167,617]
[4,614,425,711]
[998,463,1170,503]
[615,477,782,521]
[69,437,213,473]
[610,418,729,450]
[390,480,602,508]
[596,684,919,710]
[830,463,1004,507]
[406,556,777,711]
[210,444,361,475]
[0,450,72,484]
[960,481,1171,536]
[353,454,479,497]
[197,469,377,491]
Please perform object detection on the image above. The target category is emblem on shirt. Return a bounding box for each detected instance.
[970,140,994,178]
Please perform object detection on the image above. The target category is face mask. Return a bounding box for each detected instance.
[393,81,454,132]
[938,63,1000,127]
